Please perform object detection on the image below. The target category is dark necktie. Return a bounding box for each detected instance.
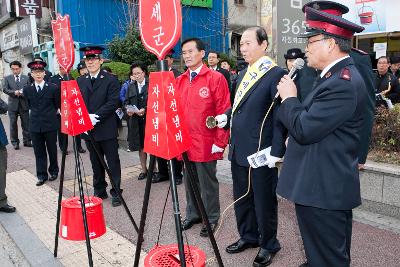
[37,85,41,92]
[15,75,20,87]
[190,72,197,82]
[91,77,96,86]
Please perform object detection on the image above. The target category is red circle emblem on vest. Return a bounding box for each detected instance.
[199,87,210,98]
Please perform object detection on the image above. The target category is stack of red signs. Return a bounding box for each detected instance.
[61,80,93,136]
[144,72,191,160]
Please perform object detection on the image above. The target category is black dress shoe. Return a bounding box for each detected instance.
[199,222,218,237]
[299,262,308,267]
[0,204,16,213]
[226,239,259,254]
[253,248,277,267]
[152,172,168,183]
[78,147,86,153]
[111,196,122,207]
[94,192,109,199]
[49,174,58,181]
[13,144,19,150]
[181,218,202,230]
[23,142,33,147]
[36,180,46,186]
[138,172,147,180]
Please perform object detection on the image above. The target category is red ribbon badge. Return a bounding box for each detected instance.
[139,0,182,60]
[51,14,75,73]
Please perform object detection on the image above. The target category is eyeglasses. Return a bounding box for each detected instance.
[306,37,330,48]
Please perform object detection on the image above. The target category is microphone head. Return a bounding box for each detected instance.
[293,58,305,70]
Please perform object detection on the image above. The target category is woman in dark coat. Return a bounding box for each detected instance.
[124,62,149,180]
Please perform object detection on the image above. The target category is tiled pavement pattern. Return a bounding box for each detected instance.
[6,170,146,267]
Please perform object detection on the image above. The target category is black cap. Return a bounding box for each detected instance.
[77,61,86,71]
[301,4,365,40]
[390,56,400,64]
[80,45,105,58]
[284,48,305,59]
[302,1,349,15]
[33,55,44,62]
[28,61,47,70]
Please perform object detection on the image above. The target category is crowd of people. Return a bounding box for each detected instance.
[1,1,399,266]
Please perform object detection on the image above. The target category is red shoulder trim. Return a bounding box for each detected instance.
[340,68,351,81]
[351,48,368,55]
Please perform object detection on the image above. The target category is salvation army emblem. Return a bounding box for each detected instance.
[199,87,210,98]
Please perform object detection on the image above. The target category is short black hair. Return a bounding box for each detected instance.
[377,56,389,63]
[130,61,148,75]
[208,50,219,58]
[220,59,230,65]
[9,61,22,68]
[323,34,351,53]
[247,26,269,46]
[181,38,206,52]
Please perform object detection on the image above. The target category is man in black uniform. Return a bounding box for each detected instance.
[389,56,400,79]
[276,2,366,266]
[77,46,122,207]
[50,67,86,154]
[375,56,400,106]
[24,61,60,186]
[208,51,231,91]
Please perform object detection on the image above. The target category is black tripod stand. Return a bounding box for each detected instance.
[133,60,224,267]
[53,80,140,266]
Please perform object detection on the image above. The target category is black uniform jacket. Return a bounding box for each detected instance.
[24,82,60,133]
[226,66,287,166]
[77,69,120,141]
[277,57,367,210]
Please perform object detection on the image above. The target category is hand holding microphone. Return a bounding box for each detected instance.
[276,58,305,102]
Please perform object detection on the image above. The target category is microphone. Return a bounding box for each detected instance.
[275,57,305,100]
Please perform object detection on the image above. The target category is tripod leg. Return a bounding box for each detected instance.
[73,137,94,267]
[134,155,156,267]
[169,159,186,267]
[182,153,224,267]
[87,132,139,233]
[54,134,68,257]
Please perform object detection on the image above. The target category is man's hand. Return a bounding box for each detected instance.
[14,90,21,96]
[137,108,145,117]
[211,144,224,154]
[358,164,365,170]
[89,114,100,126]
[215,114,227,128]
[266,155,282,168]
[277,75,297,102]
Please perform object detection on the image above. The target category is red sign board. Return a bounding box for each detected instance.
[18,0,42,18]
[139,0,182,60]
[144,72,191,160]
[51,14,75,73]
[61,80,93,136]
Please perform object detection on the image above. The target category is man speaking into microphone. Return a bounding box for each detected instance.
[276,2,366,267]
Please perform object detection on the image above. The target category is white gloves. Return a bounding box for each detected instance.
[211,144,224,154]
[89,114,100,126]
[247,146,282,168]
[215,114,228,128]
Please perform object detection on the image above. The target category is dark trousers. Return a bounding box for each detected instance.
[0,147,7,207]
[31,130,59,181]
[58,131,83,151]
[295,204,353,267]
[184,161,220,223]
[231,160,280,252]
[8,108,30,145]
[85,138,121,197]
[157,157,183,178]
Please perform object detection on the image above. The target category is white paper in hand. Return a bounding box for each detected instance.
[247,146,271,169]
[126,104,139,113]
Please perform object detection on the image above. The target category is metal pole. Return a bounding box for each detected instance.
[182,153,224,267]
[73,137,94,267]
[87,133,139,233]
[133,155,156,267]
[169,159,186,267]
